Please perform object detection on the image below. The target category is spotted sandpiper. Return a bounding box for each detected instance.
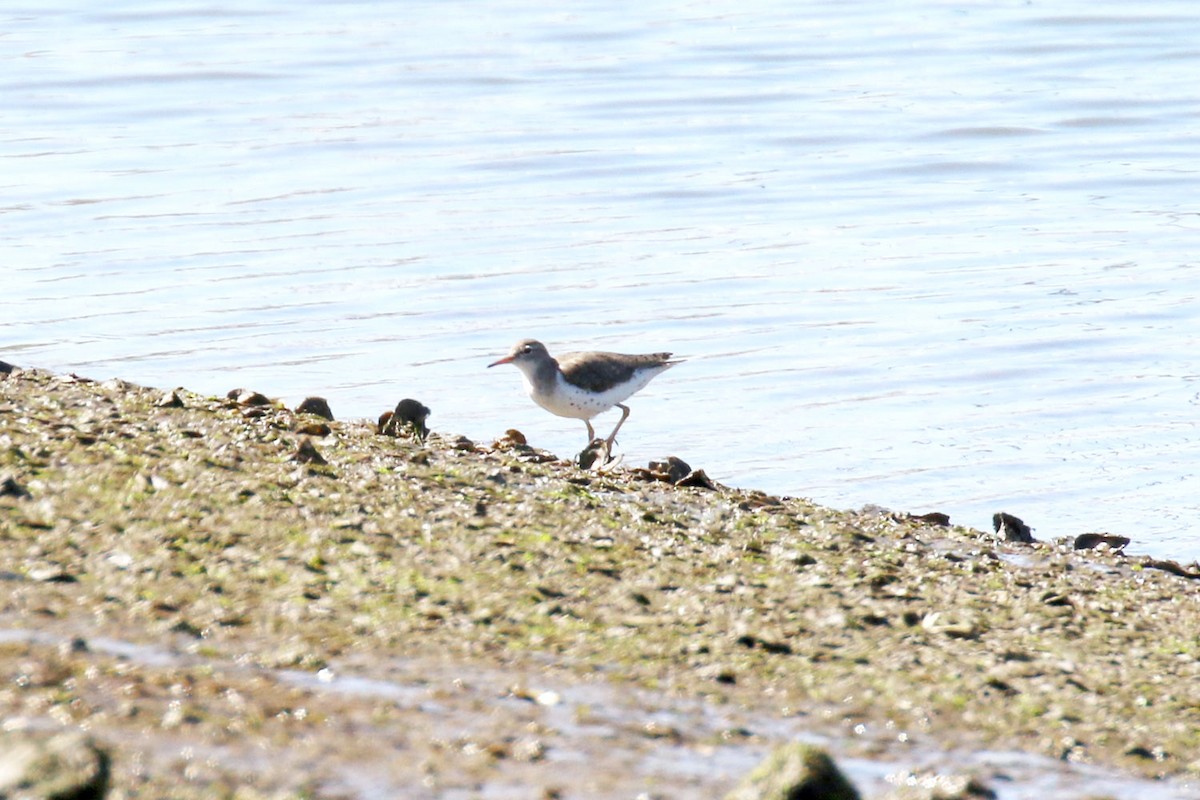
[488,339,681,453]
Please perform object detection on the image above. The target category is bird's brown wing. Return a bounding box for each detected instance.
[558,352,675,393]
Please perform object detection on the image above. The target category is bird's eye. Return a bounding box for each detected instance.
[522,345,533,353]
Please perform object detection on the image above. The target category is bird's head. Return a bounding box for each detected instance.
[488,339,550,369]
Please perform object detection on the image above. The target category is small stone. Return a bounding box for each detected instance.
[99,378,133,392]
[292,438,327,465]
[61,637,89,656]
[641,721,682,742]
[512,738,547,762]
[676,468,717,490]
[789,552,817,567]
[906,511,952,527]
[647,456,691,484]
[1074,533,1130,551]
[0,474,31,499]
[138,473,170,492]
[394,398,430,437]
[0,731,111,800]
[1124,744,1168,762]
[293,421,332,437]
[724,743,859,800]
[156,390,185,408]
[495,429,532,451]
[576,440,608,470]
[921,611,982,639]
[27,566,77,583]
[295,397,334,421]
[171,619,204,638]
[697,664,737,684]
[885,770,996,799]
[161,702,185,729]
[382,399,430,442]
[228,389,272,406]
[1141,558,1200,580]
[992,512,1034,543]
[1040,591,1073,608]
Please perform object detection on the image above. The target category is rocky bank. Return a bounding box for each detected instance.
[0,364,1198,798]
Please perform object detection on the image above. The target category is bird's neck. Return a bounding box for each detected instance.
[517,357,561,398]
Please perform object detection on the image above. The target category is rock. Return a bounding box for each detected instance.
[1,474,31,499]
[631,457,718,488]
[381,398,430,442]
[0,730,111,800]
[992,512,1034,543]
[292,438,327,465]
[724,743,859,800]
[27,565,78,583]
[99,378,134,393]
[1040,591,1073,608]
[735,632,793,655]
[226,388,271,406]
[676,467,717,490]
[500,429,527,446]
[647,456,692,484]
[1073,533,1130,551]
[450,435,476,452]
[1140,558,1200,580]
[293,420,332,437]
[1124,744,1167,761]
[155,390,184,408]
[576,440,608,470]
[295,396,334,421]
[697,664,737,685]
[899,511,951,527]
[883,770,996,799]
[921,611,983,639]
[0,360,17,377]
[491,430,555,463]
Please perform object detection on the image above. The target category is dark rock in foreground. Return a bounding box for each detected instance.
[724,744,858,800]
[0,731,110,800]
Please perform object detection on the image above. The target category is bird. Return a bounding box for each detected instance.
[488,339,681,454]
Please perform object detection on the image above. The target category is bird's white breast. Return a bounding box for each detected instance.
[524,369,662,420]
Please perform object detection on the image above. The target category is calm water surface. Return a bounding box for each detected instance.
[4,1,1199,558]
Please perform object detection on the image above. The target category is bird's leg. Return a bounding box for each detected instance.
[603,404,631,460]
[585,419,596,443]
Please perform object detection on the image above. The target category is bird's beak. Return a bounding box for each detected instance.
[487,355,514,368]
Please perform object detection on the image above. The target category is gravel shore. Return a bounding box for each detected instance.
[1,365,1197,798]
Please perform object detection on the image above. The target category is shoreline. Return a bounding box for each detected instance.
[1,364,1198,797]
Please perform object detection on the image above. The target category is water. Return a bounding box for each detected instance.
[3,0,1199,558]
